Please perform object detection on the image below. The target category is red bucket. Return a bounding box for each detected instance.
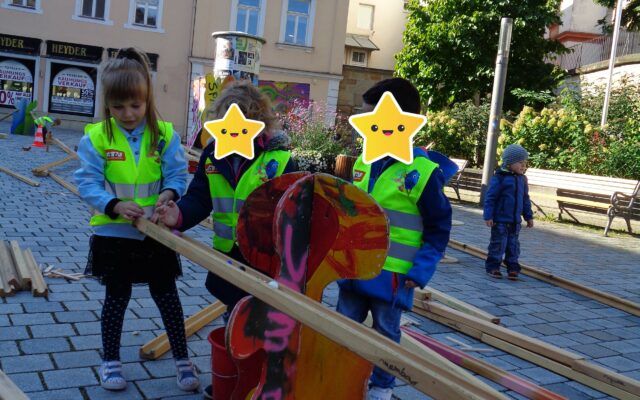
[208,327,238,399]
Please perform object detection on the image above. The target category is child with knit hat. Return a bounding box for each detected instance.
[483,143,534,280]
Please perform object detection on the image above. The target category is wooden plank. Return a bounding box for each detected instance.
[448,239,640,317]
[416,288,500,324]
[135,219,506,400]
[31,155,75,177]
[9,241,31,289]
[0,133,7,139]
[414,301,640,399]
[49,136,78,158]
[0,369,29,400]
[481,335,640,400]
[48,172,80,196]
[23,248,48,297]
[401,328,568,400]
[0,166,40,187]
[0,241,19,292]
[139,301,226,360]
[415,299,581,366]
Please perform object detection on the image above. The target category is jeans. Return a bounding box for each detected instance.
[485,222,521,273]
[336,288,402,389]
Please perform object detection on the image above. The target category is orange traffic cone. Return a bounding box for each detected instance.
[32,125,45,148]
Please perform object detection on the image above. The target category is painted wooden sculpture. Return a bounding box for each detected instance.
[227,173,389,399]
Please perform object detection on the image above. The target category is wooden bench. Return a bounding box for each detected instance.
[525,168,640,235]
[606,180,640,236]
[449,158,468,200]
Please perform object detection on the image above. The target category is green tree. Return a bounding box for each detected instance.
[594,0,640,32]
[396,0,567,111]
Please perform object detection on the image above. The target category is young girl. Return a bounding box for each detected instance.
[155,80,296,399]
[74,48,199,392]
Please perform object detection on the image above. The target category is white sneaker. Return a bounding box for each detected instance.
[368,386,393,400]
[99,360,127,391]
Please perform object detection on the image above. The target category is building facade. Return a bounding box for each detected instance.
[1,0,194,133]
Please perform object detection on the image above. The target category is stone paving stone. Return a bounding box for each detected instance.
[28,388,84,400]
[5,372,43,392]
[75,321,102,335]
[30,323,76,338]
[570,343,620,358]
[55,310,98,323]
[136,376,193,398]
[23,301,65,313]
[53,349,102,368]
[70,334,101,351]
[19,337,71,354]
[0,303,23,314]
[0,340,19,357]
[63,300,102,311]
[84,385,145,400]
[584,329,622,341]
[1,354,54,373]
[0,326,30,341]
[595,355,640,372]
[0,315,8,326]
[10,312,55,326]
[42,367,98,389]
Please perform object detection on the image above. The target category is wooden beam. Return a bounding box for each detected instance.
[9,241,31,289]
[0,242,18,294]
[32,155,75,177]
[0,370,29,400]
[48,172,80,196]
[135,219,506,400]
[140,301,226,360]
[448,239,640,317]
[401,327,568,400]
[417,288,500,324]
[49,136,78,158]
[0,166,40,187]
[413,300,640,399]
[23,248,48,297]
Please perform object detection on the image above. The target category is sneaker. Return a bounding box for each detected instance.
[368,386,393,400]
[99,360,127,391]
[486,270,503,279]
[176,358,200,391]
[507,271,519,280]
[203,384,213,399]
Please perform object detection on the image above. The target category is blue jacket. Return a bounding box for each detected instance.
[74,120,188,240]
[483,168,533,224]
[337,148,452,311]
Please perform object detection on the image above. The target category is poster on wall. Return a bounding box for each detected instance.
[0,58,34,108]
[258,81,310,114]
[49,65,96,116]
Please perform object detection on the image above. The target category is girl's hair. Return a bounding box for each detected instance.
[100,47,161,151]
[206,80,277,134]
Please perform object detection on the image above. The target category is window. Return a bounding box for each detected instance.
[126,0,164,32]
[352,51,366,64]
[3,0,41,13]
[280,0,316,47]
[234,0,261,35]
[357,4,374,30]
[80,0,105,19]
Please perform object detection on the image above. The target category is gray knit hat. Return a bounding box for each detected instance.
[501,143,529,167]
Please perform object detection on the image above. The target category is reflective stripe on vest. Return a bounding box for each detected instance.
[206,150,291,252]
[87,119,174,227]
[352,155,437,273]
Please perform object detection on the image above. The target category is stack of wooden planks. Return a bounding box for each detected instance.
[0,240,47,297]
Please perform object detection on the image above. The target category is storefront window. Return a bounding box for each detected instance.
[0,58,34,108]
[48,64,96,116]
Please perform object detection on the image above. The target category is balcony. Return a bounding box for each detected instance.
[552,30,640,72]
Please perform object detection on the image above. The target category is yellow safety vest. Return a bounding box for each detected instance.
[352,155,437,273]
[87,119,174,226]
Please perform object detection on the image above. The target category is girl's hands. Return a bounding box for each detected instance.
[114,201,144,220]
[153,200,180,227]
[485,219,494,227]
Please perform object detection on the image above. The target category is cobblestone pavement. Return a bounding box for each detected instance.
[0,124,638,399]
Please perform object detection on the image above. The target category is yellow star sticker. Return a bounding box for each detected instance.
[349,92,427,165]
[203,103,265,160]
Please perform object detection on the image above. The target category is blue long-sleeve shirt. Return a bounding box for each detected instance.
[74,121,187,240]
[483,168,533,224]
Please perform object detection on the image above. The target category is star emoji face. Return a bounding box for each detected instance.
[203,103,265,160]
[349,92,427,165]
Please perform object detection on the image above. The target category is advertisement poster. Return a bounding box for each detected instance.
[49,66,95,116]
[0,59,34,107]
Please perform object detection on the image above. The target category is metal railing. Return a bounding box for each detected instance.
[551,30,640,71]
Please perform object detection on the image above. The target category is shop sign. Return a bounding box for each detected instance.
[107,48,158,71]
[50,67,95,115]
[47,40,103,63]
[0,59,33,106]
[0,34,41,55]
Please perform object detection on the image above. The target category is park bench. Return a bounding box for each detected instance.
[525,168,640,236]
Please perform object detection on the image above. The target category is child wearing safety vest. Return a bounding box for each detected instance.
[155,80,297,399]
[337,78,452,400]
[74,48,199,392]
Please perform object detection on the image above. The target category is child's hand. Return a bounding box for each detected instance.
[153,200,180,227]
[156,190,175,207]
[485,219,494,227]
[114,201,144,220]
[404,279,419,289]
[526,219,534,228]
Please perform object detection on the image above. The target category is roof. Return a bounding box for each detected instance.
[345,34,379,51]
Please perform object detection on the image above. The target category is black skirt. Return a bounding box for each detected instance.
[85,235,182,285]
